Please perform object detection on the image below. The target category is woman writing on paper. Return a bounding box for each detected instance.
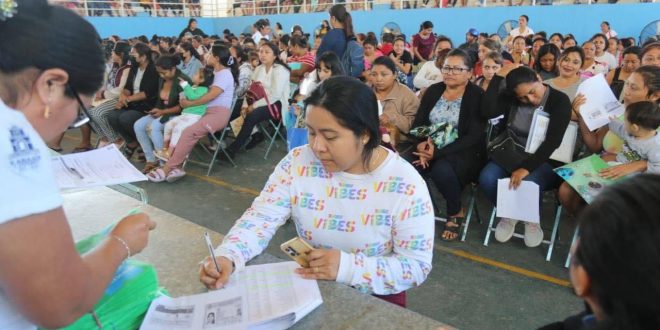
[479,66,571,248]
[199,77,434,308]
[0,1,156,328]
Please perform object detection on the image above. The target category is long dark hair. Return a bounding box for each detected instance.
[261,42,290,72]
[329,4,354,40]
[179,41,201,62]
[113,41,132,67]
[305,76,380,167]
[133,43,155,65]
[533,43,560,75]
[574,174,660,329]
[155,54,181,71]
[211,44,239,84]
[0,0,105,101]
[316,51,345,76]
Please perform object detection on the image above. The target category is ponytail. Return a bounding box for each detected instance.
[329,4,355,40]
[211,44,239,84]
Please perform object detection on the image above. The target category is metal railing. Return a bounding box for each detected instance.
[50,0,654,17]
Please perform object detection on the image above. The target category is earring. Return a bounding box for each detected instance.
[44,104,51,119]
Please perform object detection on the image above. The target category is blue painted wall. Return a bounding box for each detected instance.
[89,3,659,45]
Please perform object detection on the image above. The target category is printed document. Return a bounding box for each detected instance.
[52,144,147,189]
[576,74,625,131]
[140,262,322,330]
[141,284,248,330]
[525,109,578,163]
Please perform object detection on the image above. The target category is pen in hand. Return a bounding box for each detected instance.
[204,232,221,274]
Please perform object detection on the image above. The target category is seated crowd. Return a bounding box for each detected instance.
[36,3,660,328]
[61,10,660,243]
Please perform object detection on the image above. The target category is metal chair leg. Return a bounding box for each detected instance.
[483,207,497,246]
[461,187,476,242]
[565,227,580,268]
[546,205,562,261]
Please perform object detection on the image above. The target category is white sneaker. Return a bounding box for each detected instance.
[495,218,518,243]
[524,223,544,247]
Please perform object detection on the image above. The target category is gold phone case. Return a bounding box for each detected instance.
[280,237,314,268]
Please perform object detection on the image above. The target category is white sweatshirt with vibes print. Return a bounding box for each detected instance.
[216,146,435,295]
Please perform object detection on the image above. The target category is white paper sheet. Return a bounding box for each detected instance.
[52,144,147,189]
[225,261,323,328]
[140,285,248,330]
[496,179,540,223]
[576,73,625,131]
[525,109,578,163]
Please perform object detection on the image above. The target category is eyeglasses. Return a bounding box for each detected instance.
[441,66,470,74]
[67,84,93,129]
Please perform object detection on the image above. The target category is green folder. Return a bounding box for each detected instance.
[554,154,622,204]
[49,224,167,330]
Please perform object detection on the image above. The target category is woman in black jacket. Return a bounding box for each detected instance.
[107,43,159,158]
[411,49,486,241]
[479,66,571,248]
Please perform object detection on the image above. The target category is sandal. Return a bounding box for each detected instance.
[166,168,186,183]
[146,168,167,182]
[72,146,93,153]
[122,144,138,159]
[142,161,160,174]
[440,217,464,242]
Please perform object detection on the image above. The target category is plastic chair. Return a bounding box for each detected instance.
[483,195,563,261]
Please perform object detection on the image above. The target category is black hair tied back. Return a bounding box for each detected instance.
[0,0,105,96]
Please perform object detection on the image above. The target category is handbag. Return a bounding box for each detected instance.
[486,130,528,173]
[245,81,281,121]
[409,122,458,150]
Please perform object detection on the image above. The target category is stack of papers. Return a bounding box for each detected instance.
[141,262,323,330]
[52,144,147,189]
[525,109,578,163]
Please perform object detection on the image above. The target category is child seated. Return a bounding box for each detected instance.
[155,67,214,161]
[605,101,660,174]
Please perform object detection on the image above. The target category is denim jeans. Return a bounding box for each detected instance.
[478,161,562,206]
[134,115,165,163]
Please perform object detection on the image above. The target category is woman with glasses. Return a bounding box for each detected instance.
[479,66,571,248]
[107,43,160,159]
[411,49,487,242]
[0,1,155,328]
[370,56,419,155]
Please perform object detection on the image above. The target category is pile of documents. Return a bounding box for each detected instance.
[140,262,323,330]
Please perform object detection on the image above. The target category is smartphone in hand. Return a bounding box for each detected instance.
[280,237,314,268]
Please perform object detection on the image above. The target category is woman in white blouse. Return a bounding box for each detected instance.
[225,42,291,156]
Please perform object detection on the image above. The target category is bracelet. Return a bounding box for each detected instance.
[111,235,131,259]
